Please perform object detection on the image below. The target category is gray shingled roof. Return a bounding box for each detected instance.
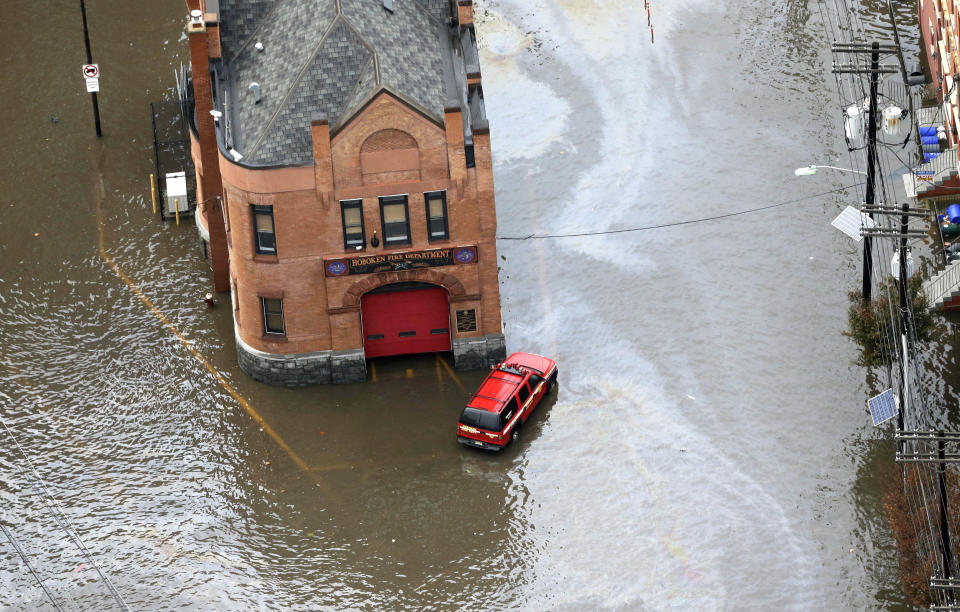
[217,0,451,166]
[219,0,278,59]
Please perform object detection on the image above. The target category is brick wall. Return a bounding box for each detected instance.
[221,92,503,372]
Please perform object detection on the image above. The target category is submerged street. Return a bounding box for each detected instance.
[3,0,960,609]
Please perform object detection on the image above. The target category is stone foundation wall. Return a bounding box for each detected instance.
[236,332,502,384]
[236,339,366,386]
[452,333,506,371]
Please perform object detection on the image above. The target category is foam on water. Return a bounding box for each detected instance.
[481,0,846,607]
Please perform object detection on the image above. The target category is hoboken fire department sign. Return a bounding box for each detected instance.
[325,246,478,277]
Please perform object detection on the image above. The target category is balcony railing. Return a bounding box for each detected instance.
[923,259,960,308]
[914,147,959,195]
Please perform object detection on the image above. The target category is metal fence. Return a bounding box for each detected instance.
[150,101,196,221]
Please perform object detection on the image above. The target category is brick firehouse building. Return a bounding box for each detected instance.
[184,0,504,385]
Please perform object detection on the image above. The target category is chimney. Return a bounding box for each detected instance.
[311,113,333,203]
[185,1,228,292]
[444,101,467,185]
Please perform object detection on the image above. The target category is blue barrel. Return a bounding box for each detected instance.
[949,204,960,224]
[920,126,938,136]
[926,152,940,162]
[922,134,940,144]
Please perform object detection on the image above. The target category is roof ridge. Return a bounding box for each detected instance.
[247,13,346,158]
[337,10,380,91]
[332,85,444,134]
[339,11,380,85]
[339,56,376,123]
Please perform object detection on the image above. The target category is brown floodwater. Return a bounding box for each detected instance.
[1,0,958,609]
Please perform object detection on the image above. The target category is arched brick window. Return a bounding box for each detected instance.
[359,129,420,183]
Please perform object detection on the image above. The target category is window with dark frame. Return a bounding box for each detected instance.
[501,401,520,430]
[517,383,531,405]
[529,373,544,390]
[500,408,515,431]
[424,191,449,241]
[252,205,276,254]
[379,196,410,245]
[340,199,365,250]
[261,297,285,335]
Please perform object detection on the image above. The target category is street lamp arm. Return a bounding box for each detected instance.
[794,164,868,176]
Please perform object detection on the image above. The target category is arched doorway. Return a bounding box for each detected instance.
[360,282,451,358]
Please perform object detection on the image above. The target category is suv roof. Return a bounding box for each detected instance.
[466,367,528,413]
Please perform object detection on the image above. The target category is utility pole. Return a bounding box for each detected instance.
[863,42,880,303]
[896,430,959,607]
[80,0,102,137]
[939,432,955,586]
[874,196,954,604]
[832,41,898,302]
[898,200,909,440]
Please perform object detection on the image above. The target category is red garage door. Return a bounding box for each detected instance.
[361,284,451,358]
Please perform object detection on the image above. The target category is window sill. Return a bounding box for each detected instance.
[254,254,279,264]
[261,334,287,342]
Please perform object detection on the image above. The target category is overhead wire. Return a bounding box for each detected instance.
[823,0,903,377]
[820,0,955,595]
[496,183,865,240]
[0,406,130,611]
[0,521,65,612]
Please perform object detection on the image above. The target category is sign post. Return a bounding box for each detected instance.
[80,0,101,137]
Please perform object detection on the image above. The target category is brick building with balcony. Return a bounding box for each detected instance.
[916,0,960,198]
[183,0,504,385]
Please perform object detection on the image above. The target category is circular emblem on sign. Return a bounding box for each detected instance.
[454,248,475,264]
[83,64,99,78]
[327,261,347,276]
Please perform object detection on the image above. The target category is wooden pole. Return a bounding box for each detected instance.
[149,174,157,215]
[175,199,180,226]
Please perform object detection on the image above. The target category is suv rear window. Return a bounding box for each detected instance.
[459,407,501,431]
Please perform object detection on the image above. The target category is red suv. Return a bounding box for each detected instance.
[457,352,558,451]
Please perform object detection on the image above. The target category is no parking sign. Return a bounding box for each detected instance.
[82,64,100,92]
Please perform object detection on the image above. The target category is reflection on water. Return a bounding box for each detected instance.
[0,0,950,609]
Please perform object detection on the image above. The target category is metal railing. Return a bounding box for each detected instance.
[917,105,942,127]
[932,147,958,180]
[924,260,960,307]
[150,101,197,221]
[915,147,959,195]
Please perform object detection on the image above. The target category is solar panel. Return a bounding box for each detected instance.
[868,388,898,426]
[831,205,877,242]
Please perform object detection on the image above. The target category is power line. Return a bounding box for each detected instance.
[496,182,864,240]
[0,521,65,612]
[0,407,130,611]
